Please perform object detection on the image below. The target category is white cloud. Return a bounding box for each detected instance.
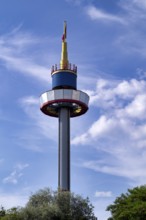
[95,191,112,198]
[72,115,117,145]
[85,1,146,59]
[115,79,146,98]
[15,163,29,170]
[82,147,146,185]
[112,0,146,58]
[20,96,39,105]
[120,0,146,11]
[137,0,146,8]
[86,6,126,24]
[72,77,146,185]
[0,52,49,82]
[0,29,50,83]
[119,94,146,119]
[3,171,21,184]
[89,116,116,138]
[19,95,58,144]
[3,163,29,185]
[88,78,146,110]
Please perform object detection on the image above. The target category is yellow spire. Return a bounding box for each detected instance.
[60,21,69,69]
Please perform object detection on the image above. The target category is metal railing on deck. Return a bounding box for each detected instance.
[51,63,77,74]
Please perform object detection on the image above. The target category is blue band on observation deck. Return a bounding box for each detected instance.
[52,71,77,89]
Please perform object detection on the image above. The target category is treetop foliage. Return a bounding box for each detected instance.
[0,188,97,220]
[107,185,146,220]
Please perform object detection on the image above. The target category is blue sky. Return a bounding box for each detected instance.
[1,0,146,219]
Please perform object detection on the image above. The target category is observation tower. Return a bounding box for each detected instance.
[40,22,89,191]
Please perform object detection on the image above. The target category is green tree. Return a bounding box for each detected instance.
[0,206,5,218]
[0,207,22,220]
[0,188,97,220]
[20,187,96,220]
[107,185,146,220]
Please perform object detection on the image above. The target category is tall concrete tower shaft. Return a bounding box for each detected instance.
[40,22,89,191]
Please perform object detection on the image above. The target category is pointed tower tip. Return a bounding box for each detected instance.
[62,21,67,42]
[51,22,77,74]
[60,21,69,69]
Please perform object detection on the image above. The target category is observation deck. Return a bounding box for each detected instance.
[40,89,89,117]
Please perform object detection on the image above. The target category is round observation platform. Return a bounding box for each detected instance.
[40,89,89,117]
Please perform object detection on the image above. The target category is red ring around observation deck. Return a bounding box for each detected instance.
[40,89,89,118]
